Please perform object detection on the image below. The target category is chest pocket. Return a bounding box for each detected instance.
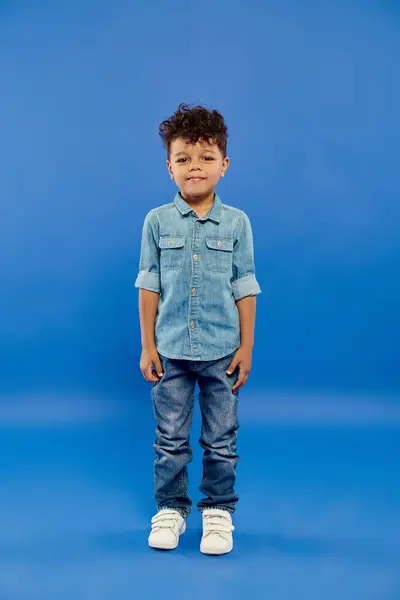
[159,235,186,270]
[205,236,233,273]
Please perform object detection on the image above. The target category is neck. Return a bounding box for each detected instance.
[180,190,215,207]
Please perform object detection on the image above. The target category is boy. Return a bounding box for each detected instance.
[135,103,261,555]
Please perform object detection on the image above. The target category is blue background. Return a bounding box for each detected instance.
[0,1,399,599]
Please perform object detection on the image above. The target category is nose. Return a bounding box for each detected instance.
[189,162,201,171]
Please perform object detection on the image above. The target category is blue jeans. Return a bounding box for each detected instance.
[151,350,240,518]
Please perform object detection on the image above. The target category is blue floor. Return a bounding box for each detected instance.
[0,388,399,600]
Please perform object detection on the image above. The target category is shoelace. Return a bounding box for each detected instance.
[151,510,181,536]
[203,512,235,541]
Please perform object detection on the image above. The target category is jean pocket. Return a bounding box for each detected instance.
[205,236,233,273]
[159,235,186,270]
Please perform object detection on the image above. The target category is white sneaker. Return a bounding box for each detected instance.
[200,508,235,555]
[148,509,186,550]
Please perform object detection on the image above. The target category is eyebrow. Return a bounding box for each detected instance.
[174,149,217,156]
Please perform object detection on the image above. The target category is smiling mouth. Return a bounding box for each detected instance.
[188,177,205,181]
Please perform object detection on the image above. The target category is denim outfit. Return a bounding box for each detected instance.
[135,192,261,516]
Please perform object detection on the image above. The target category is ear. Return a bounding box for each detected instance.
[166,159,174,180]
[220,156,230,178]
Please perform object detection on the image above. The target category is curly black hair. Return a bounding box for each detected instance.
[159,103,228,158]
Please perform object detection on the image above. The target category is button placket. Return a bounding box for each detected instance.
[189,219,201,356]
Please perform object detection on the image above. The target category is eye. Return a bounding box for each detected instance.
[203,156,215,161]
[176,158,188,163]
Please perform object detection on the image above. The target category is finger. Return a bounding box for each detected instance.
[151,361,164,381]
[233,370,248,392]
[145,366,159,382]
[232,369,244,391]
[226,359,238,375]
[233,377,247,392]
[154,358,164,378]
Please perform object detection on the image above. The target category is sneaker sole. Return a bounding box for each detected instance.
[148,520,186,550]
[200,541,233,555]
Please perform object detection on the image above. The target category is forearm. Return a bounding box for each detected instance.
[236,295,256,349]
[138,288,160,349]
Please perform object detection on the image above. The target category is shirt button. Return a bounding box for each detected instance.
[193,253,198,260]
[217,240,222,247]
[191,321,195,328]
[192,288,196,295]
[169,239,174,245]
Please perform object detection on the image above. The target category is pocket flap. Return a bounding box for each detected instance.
[159,235,186,249]
[206,237,233,252]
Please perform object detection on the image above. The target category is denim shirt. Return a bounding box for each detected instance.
[135,192,261,361]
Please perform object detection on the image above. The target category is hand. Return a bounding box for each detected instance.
[140,346,164,382]
[226,345,252,392]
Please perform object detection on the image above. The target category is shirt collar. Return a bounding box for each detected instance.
[173,192,222,224]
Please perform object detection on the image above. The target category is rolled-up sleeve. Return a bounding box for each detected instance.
[134,210,161,293]
[231,212,262,301]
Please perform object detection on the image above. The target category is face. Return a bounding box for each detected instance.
[167,138,229,199]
